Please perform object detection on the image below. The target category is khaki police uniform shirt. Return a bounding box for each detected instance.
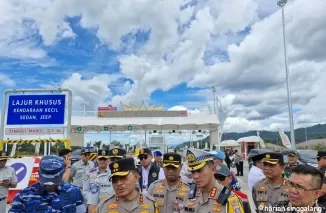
[0,166,17,197]
[83,167,114,205]
[0,166,18,210]
[95,192,159,213]
[252,177,289,210]
[71,160,95,189]
[147,179,190,213]
[180,180,245,213]
[318,167,326,206]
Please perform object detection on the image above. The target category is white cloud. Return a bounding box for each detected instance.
[60,73,119,111]
[0,73,15,87]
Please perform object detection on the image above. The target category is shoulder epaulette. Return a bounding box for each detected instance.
[151,179,163,185]
[145,193,156,202]
[103,193,115,202]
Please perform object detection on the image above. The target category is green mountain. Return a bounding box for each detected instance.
[175,124,326,149]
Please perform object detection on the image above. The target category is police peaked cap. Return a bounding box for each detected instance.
[0,150,8,160]
[262,152,284,165]
[108,148,126,158]
[317,151,326,158]
[98,149,110,158]
[109,158,136,181]
[138,148,152,157]
[163,153,182,168]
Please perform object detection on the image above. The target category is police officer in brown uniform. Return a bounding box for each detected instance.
[283,150,299,179]
[148,153,190,213]
[252,152,289,211]
[180,148,244,213]
[95,157,159,213]
[317,151,326,207]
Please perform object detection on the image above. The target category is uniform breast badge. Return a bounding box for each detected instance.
[152,173,157,178]
[108,203,119,208]
[187,201,195,206]
[212,207,221,212]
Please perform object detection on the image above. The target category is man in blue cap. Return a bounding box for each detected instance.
[9,155,85,213]
[153,150,163,167]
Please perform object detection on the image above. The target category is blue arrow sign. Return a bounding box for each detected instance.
[11,163,27,183]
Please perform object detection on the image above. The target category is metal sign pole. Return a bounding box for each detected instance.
[0,89,72,151]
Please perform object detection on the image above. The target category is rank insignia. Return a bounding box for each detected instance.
[140,211,149,213]
[156,188,164,193]
[180,187,188,191]
[210,187,217,198]
[259,186,266,190]
[178,192,185,197]
[212,207,221,212]
[108,211,118,213]
[142,204,149,209]
[213,201,221,206]
[108,203,119,208]
[187,201,195,206]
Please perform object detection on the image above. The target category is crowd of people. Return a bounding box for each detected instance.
[1,146,326,212]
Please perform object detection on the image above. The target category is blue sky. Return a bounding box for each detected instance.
[0,0,325,147]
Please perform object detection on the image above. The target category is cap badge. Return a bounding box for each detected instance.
[186,152,195,162]
[139,149,144,154]
[112,149,118,155]
[265,154,270,159]
[169,156,174,161]
[102,150,106,156]
[1,152,6,156]
[215,165,221,170]
[113,163,119,169]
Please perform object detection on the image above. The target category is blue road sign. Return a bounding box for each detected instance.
[11,163,27,183]
[6,94,66,125]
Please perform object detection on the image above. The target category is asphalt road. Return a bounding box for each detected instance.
[6,161,256,213]
[231,161,256,212]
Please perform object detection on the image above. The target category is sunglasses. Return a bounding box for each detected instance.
[98,158,108,161]
[214,174,226,181]
[139,155,148,161]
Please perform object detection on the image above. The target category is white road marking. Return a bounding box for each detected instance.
[236,177,246,184]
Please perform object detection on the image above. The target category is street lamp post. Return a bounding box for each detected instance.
[277,0,296,149]
[211,86,217,115]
